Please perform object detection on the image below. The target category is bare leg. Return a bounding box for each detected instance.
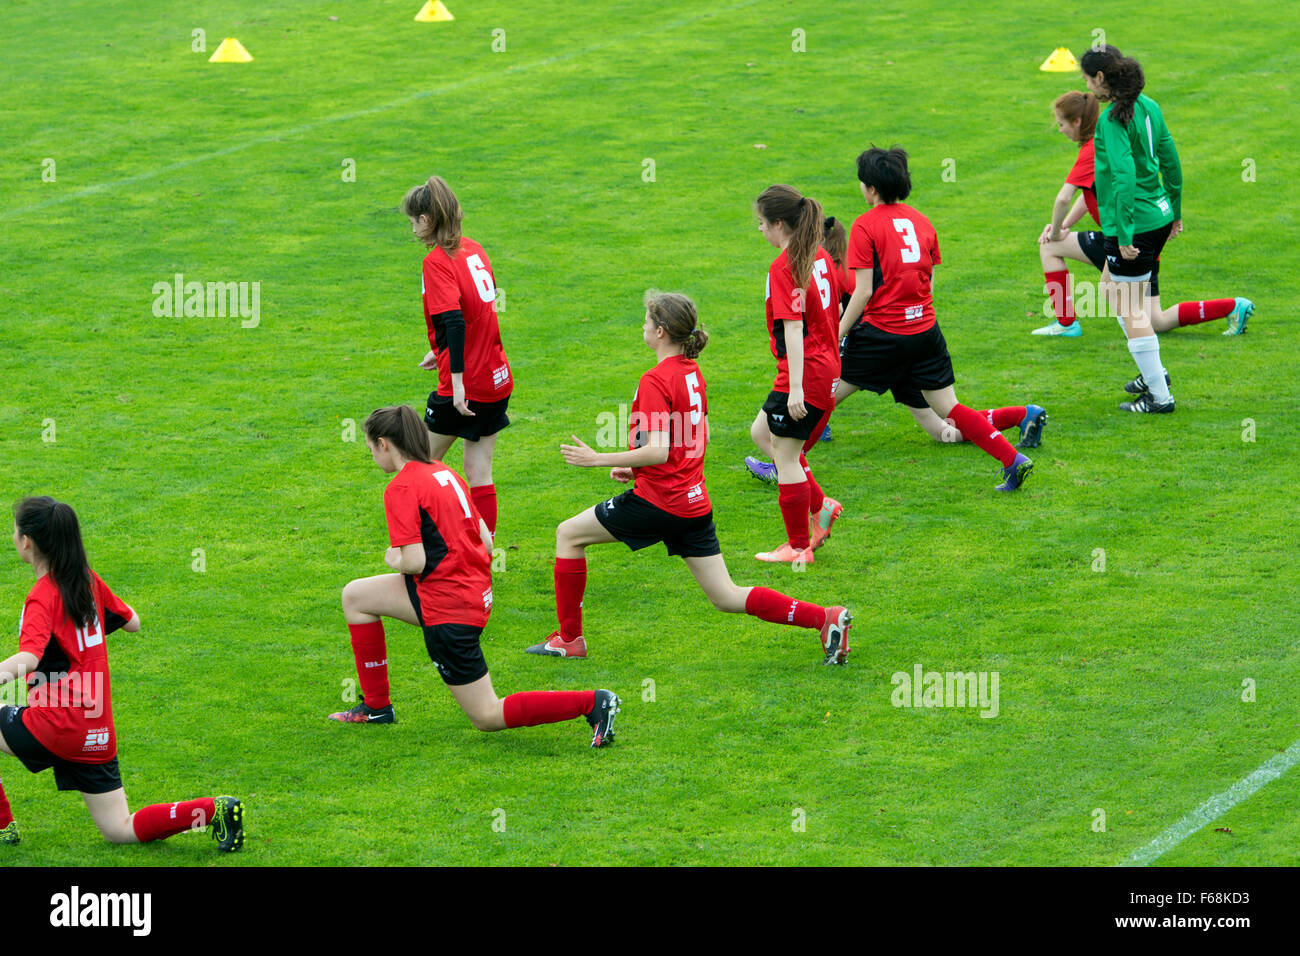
[82,788,140,844]
[341,573,421,627]
[749,410,774,457]
[461,432,497,487]
[683,553,751,613]
[556,505,618,560]
[446,673,507,732]
[906,404,959,442]
[427,430,456,462]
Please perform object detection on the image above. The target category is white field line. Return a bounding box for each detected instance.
[2,0,761,220]
[1121,736,1300,866]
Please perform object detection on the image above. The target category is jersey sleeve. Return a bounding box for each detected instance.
[846,217,875,271]
[93,573,134,634]
[17,590,55,658]
[1154,115,1182,221]
[637,372,673,430]
[421,253,461,319]
[1102,116,1139,245]
[383,480,423,547]
[1065,142,1094,189]
[767,261,802,323]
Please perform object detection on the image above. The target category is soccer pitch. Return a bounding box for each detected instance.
[2,0,1296,866]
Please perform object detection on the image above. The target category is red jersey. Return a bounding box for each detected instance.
[384,460,493,627]
[764,247,841,404]
[629,355,711,518]
[18,572,133,764]
[835,259,856,297]
[1065,139,1101,226]
[420,237,513,403]
[847,203,941,335]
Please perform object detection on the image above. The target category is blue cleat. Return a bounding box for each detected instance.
[1016,404,1047,449]
[744,455,778,485]
[1031,320,1082,337]
[996,453,1033,492]
[818,424,833,442]
[1224,297,1253,336]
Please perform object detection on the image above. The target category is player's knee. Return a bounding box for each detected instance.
[341,579,362,612]
[99,819,135,844]
[467,709,499,732]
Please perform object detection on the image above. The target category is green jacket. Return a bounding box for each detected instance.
[1094,93,1182,245]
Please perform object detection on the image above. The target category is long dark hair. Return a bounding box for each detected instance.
[755,185,824,288]
[1080,44,1145,128]
[14,496,96,627]
[364,405,433,463]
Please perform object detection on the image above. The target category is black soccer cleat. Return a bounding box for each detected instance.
[586,690,621,748]
[1123,370,1171,396]
[1119,393,1175,414]
[328,700,396,724]
[211,796,244,852]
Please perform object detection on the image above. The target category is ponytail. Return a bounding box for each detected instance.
[644,289,707,359]
[14,496,96,628]
[755,185,824,288]
[400,175,464,255]
[1080,45,1145,127]
[363,406,433,463]
[822,216,848,268]
[1053,90,1100,142]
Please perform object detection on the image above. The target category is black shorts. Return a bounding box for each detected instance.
[762,391,830,442]
[0,705,123,794]
[1103,224,1173,284]
[402,579,490,686]
[1078,229,1108,271]
[425,393,510,442]
[594,489,721,558]
[840,321,956,397]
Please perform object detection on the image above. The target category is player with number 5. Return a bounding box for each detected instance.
[530,292,853,666]
[329,406,621,748]
[402,176,511,538]
[835,147,1035,491]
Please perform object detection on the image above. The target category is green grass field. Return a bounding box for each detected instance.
[1,0,1296,866]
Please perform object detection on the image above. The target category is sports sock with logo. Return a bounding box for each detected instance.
[554,557,586,640]
[470,484,498,535]
[744,587,825,629]
[1177,299,1234,326]
[1128,335,1172,401]
[503,690,597,727]
[348,621,390,709]
[1045,269,1075,326]
[131,798,218,842]
[777,481,812,550]
[976,406,1028,432]
[945,404,1019,467]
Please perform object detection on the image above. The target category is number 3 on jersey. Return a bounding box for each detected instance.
[893,219,922,263]
[466,254,496,304]
[434,469,473,518]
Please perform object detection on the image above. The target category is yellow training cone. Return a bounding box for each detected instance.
[1039,47,1078,72]
[415,1,454,21]
[209,37,253,62]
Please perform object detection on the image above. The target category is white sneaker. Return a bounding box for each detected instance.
[1031,320,1082,337]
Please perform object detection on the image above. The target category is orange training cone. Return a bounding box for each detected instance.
[1039,47,1078,72]
[414,1,455,21]
[209,37,253,62]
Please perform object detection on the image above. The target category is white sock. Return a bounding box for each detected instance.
[1128,336,1171,402]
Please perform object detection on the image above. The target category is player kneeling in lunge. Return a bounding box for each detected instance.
[330,406,619,747]
[0,497,242,850]
[527,291,852,665]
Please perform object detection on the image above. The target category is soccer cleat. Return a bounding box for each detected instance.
[1031,320,1082,337]
[744,456,778,485]
[1119,393,1175,413]
[0,821,18,846]
[809,497,843,551]
[1123,369,1170,395]
[818,424,833,442]
[755,541,814,565]
[1224,297,1254,336]
[996,453,1033,492]
[211,796,244,852]
[586,689,621,748]
[819,606,852,665]
[328,700,396,724]
[525,631,588,659]
[1016,404,1048,449]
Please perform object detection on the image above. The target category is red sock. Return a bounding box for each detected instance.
[777,482,811,550]
[799,454,825,514]
[503,690,596,728]
[0,778,13,829]
[946,404,1019,467]
[554,557,586,640]
[470,484,497,535]
[744,587,825,629]
[1177,299,1234,326]
[975,406,1027,431]
[1045,269,1075,326]
[131,798,217,842]
[349,621,390,709]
